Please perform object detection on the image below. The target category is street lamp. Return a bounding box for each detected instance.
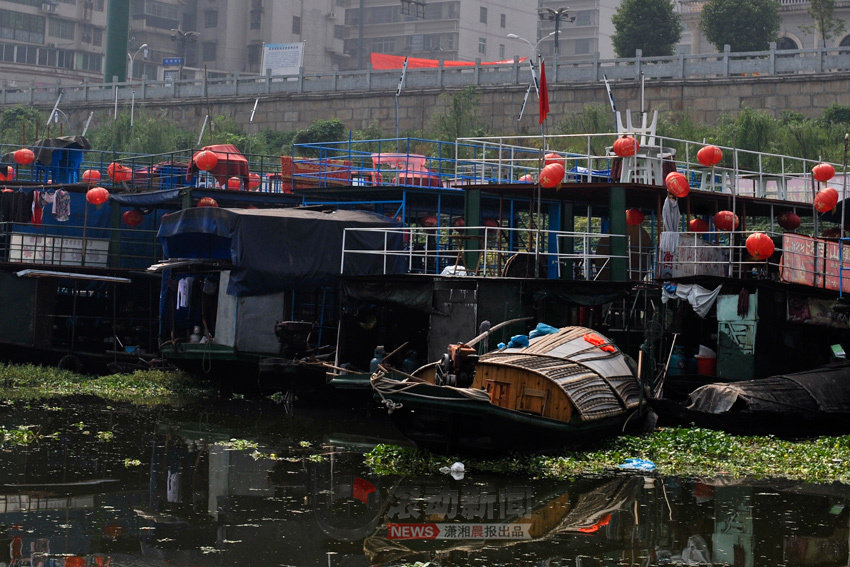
[170,25,199,80]
[539,7,575,56]
[127,43,148,82]
[506,31,558,95]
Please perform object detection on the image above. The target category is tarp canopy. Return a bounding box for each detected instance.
[187,144,249,188]
[370,52,526,70]
[29,135,91,166]
[157,207,404,296]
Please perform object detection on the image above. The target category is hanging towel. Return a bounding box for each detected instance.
[53,189,70,221]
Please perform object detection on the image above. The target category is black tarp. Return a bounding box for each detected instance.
[158,207,404,296]
[30,135,92,166]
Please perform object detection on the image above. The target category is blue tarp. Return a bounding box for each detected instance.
[157,207,405,296]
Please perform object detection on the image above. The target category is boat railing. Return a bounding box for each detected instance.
[0,221,161,269]
[457,133,840,204]
[341,225,630,280]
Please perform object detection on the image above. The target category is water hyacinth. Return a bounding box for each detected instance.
[366,427,850,484]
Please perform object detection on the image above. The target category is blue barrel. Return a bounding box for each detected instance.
[668,346,687,376]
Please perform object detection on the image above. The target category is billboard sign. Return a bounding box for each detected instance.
[261,43,304,76]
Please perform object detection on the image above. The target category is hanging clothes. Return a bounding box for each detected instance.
[31,190,42,225]
[660,195,681,255]
[177,277,194,309]
[53,189,70,221]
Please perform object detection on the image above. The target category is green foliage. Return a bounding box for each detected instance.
[0,363,206,404]
[611,0,682,58]
[714,107,779,169]
[428,86,488,142]
[822,104,850,126]
[366,427,850,483]
[0,106,43,145]
[291,118,346,156]
[800,0,846,46]
[700,0,781,52]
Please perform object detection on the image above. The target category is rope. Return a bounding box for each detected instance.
[370,367,490,413]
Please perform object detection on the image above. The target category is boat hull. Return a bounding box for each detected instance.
[379,382,643,454]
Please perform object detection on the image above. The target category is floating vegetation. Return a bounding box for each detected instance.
[96,431,114,442]
[0,363,210,405]
[124,458,142,467]
[1,425,41,446]
[219,438,259,451]
[365,427,850,484]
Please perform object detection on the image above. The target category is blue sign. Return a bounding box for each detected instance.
[162,57,184,67]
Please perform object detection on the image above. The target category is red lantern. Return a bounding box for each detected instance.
[539,163,565,189]
[107,162,132,183]
[452,217,466,227]
[13,148,34,166]
[483,218,500,228]
[421,215,438,227]
[122,209,144,227]
[812,162,835,183]
[518,174,535,183]
[81,169,101,183]
[544,152,564,167]
[777,211,801,231]
[746,232,775,260]
[814,187,839,213]
[665,171,690,198]
[625,208,644,226]
[613,136,639,157]
[194,150,219,172]
[86,186,110,206]
[248,172,261,190]
[696,145,723,167]
[0,166,13,181]
[713,210,739,231]
[688,218,709,232]
[226,176,242,190]
[197,197,219,207]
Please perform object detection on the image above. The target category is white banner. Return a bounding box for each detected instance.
[261,42,305,76]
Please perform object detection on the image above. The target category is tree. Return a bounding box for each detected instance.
[700,0,780,52]
[611,0,682,58]
[800,0,846,47]
[428,86,487,142]
[0,106,43,145]
[291,118,347,156]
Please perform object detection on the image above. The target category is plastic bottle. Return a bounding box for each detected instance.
[369,346,386,373]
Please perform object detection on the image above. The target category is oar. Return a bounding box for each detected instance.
[465,316,533,347]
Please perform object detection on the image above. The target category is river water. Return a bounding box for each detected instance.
[0,396,848,567]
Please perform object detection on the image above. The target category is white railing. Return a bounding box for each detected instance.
[456,131,843,205]
[340,226,631,280]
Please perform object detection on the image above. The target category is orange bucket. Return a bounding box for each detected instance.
[695,356,716,376]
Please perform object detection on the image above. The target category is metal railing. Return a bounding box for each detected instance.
[341,225,631,280]
[456,132,842,204]
[5,44,849,107]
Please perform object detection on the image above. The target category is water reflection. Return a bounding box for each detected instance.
[0,399,848,566]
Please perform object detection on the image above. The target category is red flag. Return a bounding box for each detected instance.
[538,59,549,124]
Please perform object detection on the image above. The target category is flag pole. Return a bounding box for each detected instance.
[536,55,549,277]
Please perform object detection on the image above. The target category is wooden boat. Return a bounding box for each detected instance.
[649,362,850,436]
[371,326,646,454]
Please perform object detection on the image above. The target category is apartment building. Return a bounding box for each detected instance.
[341,0,538,70]
[679,0,850,53]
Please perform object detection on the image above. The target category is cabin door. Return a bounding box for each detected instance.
[716,292,757,380]
[427,281,477,362]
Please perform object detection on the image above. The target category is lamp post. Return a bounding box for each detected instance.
[539,7,574,81]
[170,25,199,80]
[127,43,148,82]
[506,30,557,97]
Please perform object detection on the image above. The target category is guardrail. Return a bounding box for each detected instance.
[4,44,849,107]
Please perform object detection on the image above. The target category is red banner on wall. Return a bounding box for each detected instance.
[780,233,850,293]
[370,52,526,70]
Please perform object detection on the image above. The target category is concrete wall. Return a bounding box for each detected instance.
[43,72,850,137]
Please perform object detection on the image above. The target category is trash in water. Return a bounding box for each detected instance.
[617,458,656,471]
[439,461,465,480]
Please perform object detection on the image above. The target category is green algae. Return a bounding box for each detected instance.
[365,427,850,484]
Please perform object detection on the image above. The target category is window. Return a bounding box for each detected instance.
[94,0,104,10]
[48,19,75,40]
[250,9,262,29]
[479,7,487,23]
[202,41,216,60]
[478,37,486,55]
[247,43,261,70]
[334,25,343,39]
[57,48,72,68]
[78,51,101,71]
[371,37,394,52]
[204,10,218,28]
[0,10,45,44]
[575,11,592,26]
[92,27,102,46]
[500,13,505,28]
[16,44,37,64]
[292,15,301,34]
[575,38,591,55]
[499,43,504,59]
[447,2,459,18]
